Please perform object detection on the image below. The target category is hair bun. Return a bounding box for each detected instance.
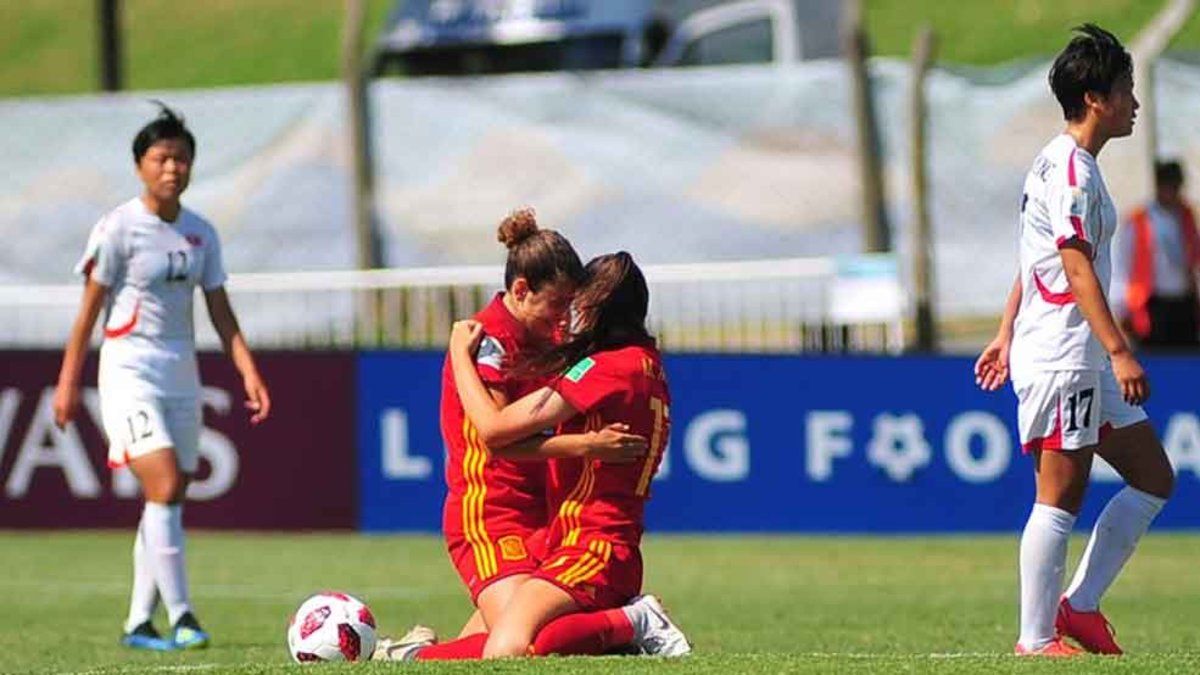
[497,207,540,249]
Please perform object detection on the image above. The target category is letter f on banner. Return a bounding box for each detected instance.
[806,411,853,482]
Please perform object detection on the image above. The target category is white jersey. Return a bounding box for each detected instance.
[75,198,227,398]
[1010,134,1118,379]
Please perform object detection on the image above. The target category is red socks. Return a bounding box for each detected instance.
[415,608,634,659]
[529,608,636,656]
[414,633,486,660]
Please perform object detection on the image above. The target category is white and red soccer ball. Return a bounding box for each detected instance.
[287,592,377,663]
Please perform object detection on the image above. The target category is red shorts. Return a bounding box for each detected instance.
[532,538,642,611]
[446,527,547,603]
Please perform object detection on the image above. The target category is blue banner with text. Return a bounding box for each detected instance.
[357,353,1200,532]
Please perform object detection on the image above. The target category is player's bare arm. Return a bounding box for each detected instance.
[1059,242,1148,404]
[501,423,646,463]
[976,274,1022,391]
[204,286,271,424]
[450,320,645,461]
[449,319,578,446]
[54,277,107,428]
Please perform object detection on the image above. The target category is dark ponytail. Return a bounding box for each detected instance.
[518,251,652,379]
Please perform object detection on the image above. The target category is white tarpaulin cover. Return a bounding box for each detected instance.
[3,58,1199,316]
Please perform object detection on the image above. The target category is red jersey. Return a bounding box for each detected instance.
[545,341,671,551]
[440,294,548,568]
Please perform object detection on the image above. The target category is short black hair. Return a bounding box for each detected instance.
[132,102,196,163]
[1049,24,1133,121]
[1155,159,1185,189]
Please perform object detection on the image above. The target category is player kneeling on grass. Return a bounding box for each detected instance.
[976,24,1174,657]
[431,208,650,642]
[54,105,271,651]
[376,253,690,660]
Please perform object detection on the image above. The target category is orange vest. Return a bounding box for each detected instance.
[1126,202,1200,338]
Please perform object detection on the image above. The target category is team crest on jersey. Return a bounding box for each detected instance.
[475,335,505,370]
[498,535,528,561]
[565,357,596,383]
[185,234,203,247]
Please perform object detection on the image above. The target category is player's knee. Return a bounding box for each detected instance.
[481,629,531,659]
[1133,447,1175,500]
[1148,466,1175,500]
[146,470,185,503]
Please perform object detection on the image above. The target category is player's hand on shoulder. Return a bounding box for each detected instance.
[243,373,271,425]
[974,334,1011,392]
[449,320,484,356]
[52,383,80,429]
[584,422,648,463]
[1111,351,1149,405]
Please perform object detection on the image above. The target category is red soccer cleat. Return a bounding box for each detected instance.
[1056,596,1123,654]
[1013,636,1084,657]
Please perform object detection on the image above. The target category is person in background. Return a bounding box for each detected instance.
[1112,159,1200,350]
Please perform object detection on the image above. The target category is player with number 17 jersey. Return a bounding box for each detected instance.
[1010,134,1145,452]
[536,340,670,609]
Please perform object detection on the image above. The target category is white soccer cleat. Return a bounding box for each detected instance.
[371,624,437,661]
[628,595,691,658]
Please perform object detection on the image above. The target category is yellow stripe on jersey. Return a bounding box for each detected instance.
[473,424,499,578]
[462,420,498,580]
[555,411,603,547]
[555,551,597,586]
[461,421,485,579]
[557,539,613,587]
[562,462,595,546]
[568,540,613,586]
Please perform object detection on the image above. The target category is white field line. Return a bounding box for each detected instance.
[55,665,224,675]
[794,652,1000,659]
[6,580,431,601]
[796,651,1199,658]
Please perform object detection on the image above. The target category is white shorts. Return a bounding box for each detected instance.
[1014,369,1147,453]
[100,394,201,473]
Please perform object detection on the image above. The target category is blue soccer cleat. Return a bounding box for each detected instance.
[121,621,176,651]
[171,612,211,649]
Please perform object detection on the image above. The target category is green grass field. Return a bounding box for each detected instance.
[5,532,1200,673]
[4,1,1200,97]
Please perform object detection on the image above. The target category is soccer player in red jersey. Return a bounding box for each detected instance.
[437,210,648,642]
[379,252,690,661]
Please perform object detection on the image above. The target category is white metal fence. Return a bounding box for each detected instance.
[0,255,906,353]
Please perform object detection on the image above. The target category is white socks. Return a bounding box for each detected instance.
[1018,488,1167,649]
[1065,487,1166,612]
[140,501,192,626]
[124,519,160,633]
[1018,503,1075,650]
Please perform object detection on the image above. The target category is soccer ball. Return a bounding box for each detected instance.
[286,592,377,663]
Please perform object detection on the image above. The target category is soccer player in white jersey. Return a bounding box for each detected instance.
[975,25,1174,657]
[53,105,272,651]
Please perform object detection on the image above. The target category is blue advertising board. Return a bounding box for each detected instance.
[357,351,448,532]
[358,353,1200,533]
